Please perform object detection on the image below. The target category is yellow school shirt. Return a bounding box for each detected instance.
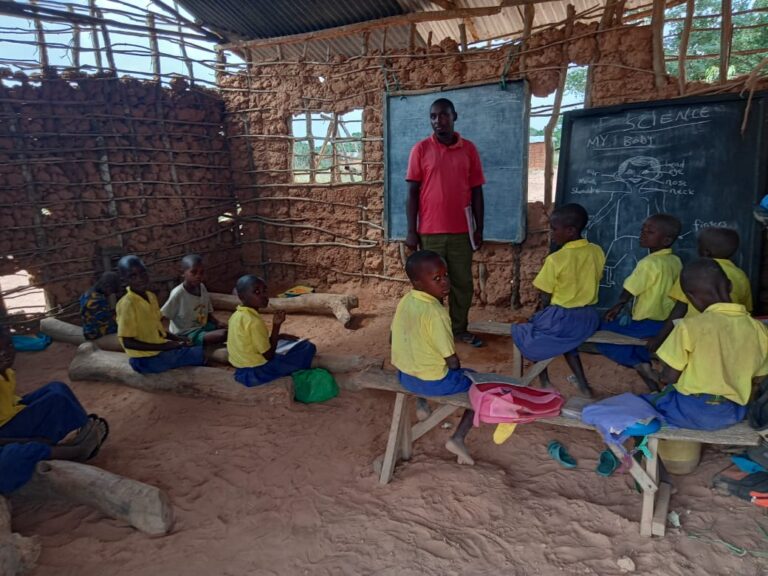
[116,288,166,358]
[227,305,270,369]
[0,369,24,428]
[391,290,455,381]
[669,258,753,318]
[657,302,768,405]
[623,248,682,321]
[533,239,606,308]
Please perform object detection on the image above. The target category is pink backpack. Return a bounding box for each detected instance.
[468,382,564,427]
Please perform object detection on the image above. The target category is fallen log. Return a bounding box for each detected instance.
[0,497,40,576]
[40,317,122,351]
[210,292,359,327]
[15,460,173,536]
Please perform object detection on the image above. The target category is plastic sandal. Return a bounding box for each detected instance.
[456,332,485,348]
[596,449,620,477]
[547,440,577,468]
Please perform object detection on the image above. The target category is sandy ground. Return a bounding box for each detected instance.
[8,294,768,576]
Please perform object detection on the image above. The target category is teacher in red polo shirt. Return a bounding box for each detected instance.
[405,98,485,347]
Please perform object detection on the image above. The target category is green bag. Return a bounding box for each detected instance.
[292,368,339,404]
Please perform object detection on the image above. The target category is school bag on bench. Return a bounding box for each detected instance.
[468,382,564,427]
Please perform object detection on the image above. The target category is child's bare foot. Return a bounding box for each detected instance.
[445,438,474,465]
[415,398,431,422]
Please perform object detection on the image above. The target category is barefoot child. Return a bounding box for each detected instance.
[116,255,205,374]
[598,214,682,390]
[227,274,316,387]
[512,203,605,396]
[162,254,227,346]
[0,328,108,492]
[80,271,121,341]
[650,258,768,429]
[390,250,476,465]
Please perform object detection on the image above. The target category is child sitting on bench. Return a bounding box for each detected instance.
[116,255,205,374]
[227,274,316,387]
[161,254,228,346]
[598,214,682,390]
[391,250,476,465]
[512,203,605,396]
[0,328,108,492]
[651,258,768,430]
[80,271,121,341]
[650,227,752,351]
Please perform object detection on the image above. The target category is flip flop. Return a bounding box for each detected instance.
[596,449,620,477]
[85,416,110,461]
[547,440,577,468]
[456,332,485,348]
[732,453,766,474]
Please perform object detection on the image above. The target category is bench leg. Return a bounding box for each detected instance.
[412,404,459,442]
[521,358,554,387]
[379,393,408,485]
[640,437,660,537]
[651,482,672,537]
[512,344,523,378]
[400,398,413,461]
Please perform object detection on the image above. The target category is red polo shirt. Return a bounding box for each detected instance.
[406,132,485,235]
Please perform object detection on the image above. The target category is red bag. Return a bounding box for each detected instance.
[468,382,564,427]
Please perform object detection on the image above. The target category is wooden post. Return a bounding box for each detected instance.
[651,0,666,90]
[175,1,196,84]
[30,0,49,72]
[147,13,161,82]
[408,22,416,52]
[427,30,433,47]
[519,4,535,74]
[640,437,660,537]
[720,0,733,83]
[381,27,388,52]
[95,8,116,73]
[586,0,616,107]
[69,5,80,69]
[361,32,369,56]
[306,110,316,181]
[88,0,103,73]
[215,50,227,84]
[678,0,694,95]
[459,22,467,51]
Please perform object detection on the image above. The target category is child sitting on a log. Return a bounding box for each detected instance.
[116,255,205,374]
[651,258,768,430]
[80,271,121,341]
[0,328,109,493]
[598,214,682,391]
[390,250,476,465]
[161,254,227,346]
[226,274,316,387]
[511,203,605,397]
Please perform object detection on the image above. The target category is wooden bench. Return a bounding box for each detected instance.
[468,321,647,379]
[349,368,760,538]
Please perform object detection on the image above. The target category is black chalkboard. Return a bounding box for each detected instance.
[557,93,768,310]
[384,81,528,242]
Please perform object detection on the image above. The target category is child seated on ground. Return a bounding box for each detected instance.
[649,226,752,351]
[391,250,476,465]
[651,258,768,430]
[116,255,205,374]
[598,214,682,390]
[227,274,316,387]
[512,203,605,397]
[80,271,121,341]
[0,328,108,493]
[161,254,227,346]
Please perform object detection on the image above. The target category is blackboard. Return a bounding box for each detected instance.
[557,93,768,310]
[384,81,528,242]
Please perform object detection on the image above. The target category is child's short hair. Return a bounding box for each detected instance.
[680,257,728,293]
[698,227,740,259]
[405,250,445,282]
[117,255,145,278]
[647,213,682,241]
[235,274,266,298]
[551,203,589,232]
[181,254,203,271]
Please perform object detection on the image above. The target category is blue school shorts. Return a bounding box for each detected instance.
[511,305,599,361]
[398,369,472,397]
[643,386,747,431]
[235,340,316,387]
[129,345,205,374]
[0,442,51,494]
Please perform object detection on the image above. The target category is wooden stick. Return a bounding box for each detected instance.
[459,22,467,51]
[88,0,103,72]
[95,8,116,73]
[678,0,694,95]
[174,1,195,84]
[209,292,359,327]
[519,4,535,74]
[427,30,433,47]
[30,0,48,71]
[651,0,666,90]
[381,26,388,52]
[720,0,733,83]
[408,22,417,52]
[147,13,161,82]
[218,7,503,52]
[69,5,80,69]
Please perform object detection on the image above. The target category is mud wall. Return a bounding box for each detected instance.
[0,74,239,313]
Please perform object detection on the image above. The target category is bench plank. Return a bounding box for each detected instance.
[469,322,647,346]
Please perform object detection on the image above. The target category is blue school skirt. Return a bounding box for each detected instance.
[0,442,51,494]
[511,305,599,361]
[235,340,317,387]
[596,318,663,367]
[398,369,472,397]
[0,382,88,443]
[643,386,746,431]
[129,345,205,374]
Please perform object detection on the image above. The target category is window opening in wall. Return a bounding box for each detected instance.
[291,109,364,184]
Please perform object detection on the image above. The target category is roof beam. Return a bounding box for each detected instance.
[217,6,505,52]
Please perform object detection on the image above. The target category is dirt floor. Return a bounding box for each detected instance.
[8,292,768,576]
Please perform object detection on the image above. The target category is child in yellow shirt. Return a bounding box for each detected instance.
[227,274,316,386]
[116,255,205,374]
[512,204,605,396]
[391,250,475,465]
[651,258,768,430]
[598,214,682,390]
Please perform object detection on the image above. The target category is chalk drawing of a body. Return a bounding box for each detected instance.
[586,156,666,289]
